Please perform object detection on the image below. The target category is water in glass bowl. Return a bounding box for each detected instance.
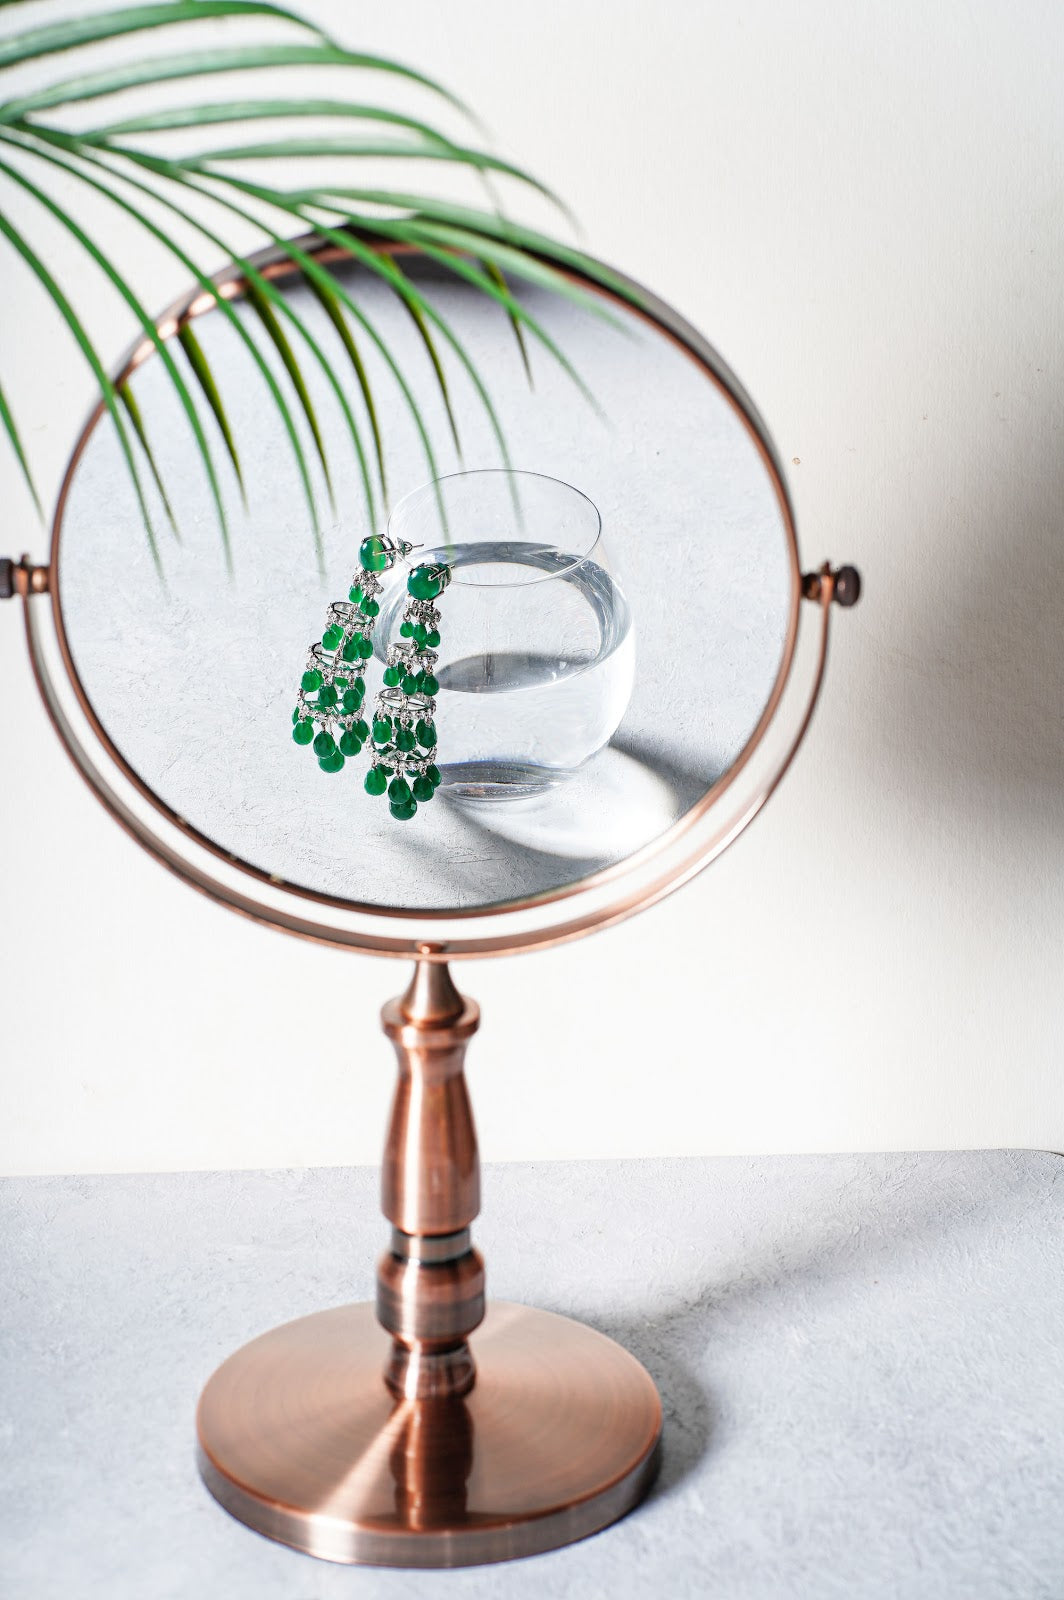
[374,540,635,799]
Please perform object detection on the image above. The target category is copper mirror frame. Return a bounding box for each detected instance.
[12,233,856,962]
[6,233,859,1568]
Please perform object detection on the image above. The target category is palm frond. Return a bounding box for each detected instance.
[119,379,179,537]
[483,258,533,384]
[0,150,230,548]
[186,135,573,222]
[0,0,631,563]
[6,124,324,558]
[0,205,160,567]
[152,159,513,485]
[80,99,461,146]
[0,372,42,516]
[176,322,244,499]
[302,271,387,505]
[0,43,470,124]
[0,2,329,72]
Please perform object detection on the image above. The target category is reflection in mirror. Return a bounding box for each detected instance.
[57,255,794,912]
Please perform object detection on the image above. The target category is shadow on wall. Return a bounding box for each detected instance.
[838,390,1064,857]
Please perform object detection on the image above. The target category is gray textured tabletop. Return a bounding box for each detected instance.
[2,1151,1062,1599]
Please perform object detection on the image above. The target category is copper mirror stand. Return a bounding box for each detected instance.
[196,955,664,1566]
[2,227,861,1564]
[3,549,860,1568]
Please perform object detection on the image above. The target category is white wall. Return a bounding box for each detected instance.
[2,0,1062,1175]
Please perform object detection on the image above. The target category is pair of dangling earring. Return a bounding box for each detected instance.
[291,533,452,822]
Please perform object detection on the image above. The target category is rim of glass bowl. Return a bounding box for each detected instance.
[46,233,801,950]
[387,469,605,590]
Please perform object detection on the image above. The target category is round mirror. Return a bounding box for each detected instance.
[52,246,798,921]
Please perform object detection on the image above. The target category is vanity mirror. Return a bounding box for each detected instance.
[4,237,859,1567]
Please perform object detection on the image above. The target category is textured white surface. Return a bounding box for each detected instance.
[2,1150,1063,1598]
[1,0,1063,1171]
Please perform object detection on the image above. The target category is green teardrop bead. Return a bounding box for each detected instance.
[416,719,437,748]
[388,776,412,805]
[342,638,360,663]
[361,597,380,618]
[342,689,360,712]
[301,669,322,692]
[399,620,413,638]
[365,766,387,796]
[426,763,442,787]
[348,585,363,604]
[372,717,392,744]
[383,666,401,688]
[412,775,434,802]
[421,673,439,696]
[319,750,345,773]
[401,674,418,696]
[292,706,301,724]
[313,730,336,759]
[292,721,314,746]
[358,635,373,659]
[426,629,441,648]
[390,800,417,821]
[339,729,363,757]
[353,719,370,742]
[359,535,388,572]
[412,623,428,645]
[317,684,338,707]
[396,726,416,752]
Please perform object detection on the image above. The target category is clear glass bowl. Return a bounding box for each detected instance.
[374,470,635,799]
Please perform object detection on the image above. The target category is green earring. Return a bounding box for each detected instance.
[364,561,451,820]
[290,535,412,775]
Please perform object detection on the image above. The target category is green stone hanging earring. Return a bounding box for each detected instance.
[363,560,451,820]
[290,534,413,776]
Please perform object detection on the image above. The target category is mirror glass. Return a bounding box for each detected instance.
[56,253,795,911]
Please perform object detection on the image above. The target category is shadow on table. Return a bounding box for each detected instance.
[585,1305,718,1502]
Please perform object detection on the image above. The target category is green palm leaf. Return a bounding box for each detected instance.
[243,277,334,507]
[0,0,636,567]
[483,258,533,384]
[7,124,323,561]
[293,187,637,302]
[80,98,459,146]
[157,161,513,483]
[0,152,229,546]
[0,206,159,567]
[176,322,244,499]
[0,44,469,124]
[80,138,445,503]
[188,136,572,222]
[119,380,178,537]
[301,271,387,505]
[0,373,42,517]
[68,138,381,542]
[0,2,329,71]
[389,255,463,460]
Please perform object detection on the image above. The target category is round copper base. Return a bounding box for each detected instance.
[197,1300,662,1568]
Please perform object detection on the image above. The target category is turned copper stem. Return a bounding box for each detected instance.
[377,960,485,1400]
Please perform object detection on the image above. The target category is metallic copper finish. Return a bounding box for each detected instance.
[9,555,49,597]
[803,562,862,606]
[197,1300,661,1568]
[378,961,484,1399]
[196,960,662,1566]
